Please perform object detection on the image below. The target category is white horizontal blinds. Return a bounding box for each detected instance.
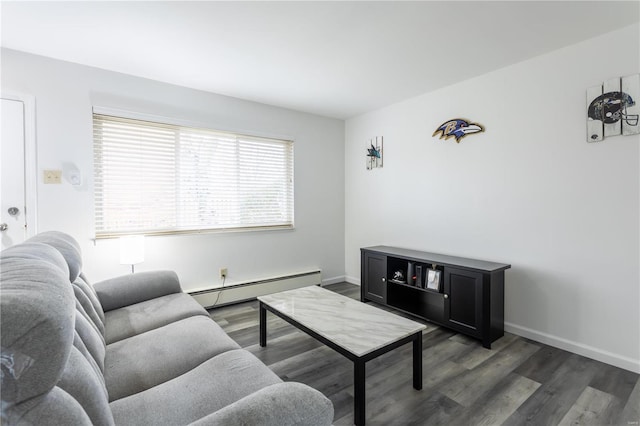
[93,113,294,237]
[237,136,294,227]
[176,128,239,230]
[94,115,178,235]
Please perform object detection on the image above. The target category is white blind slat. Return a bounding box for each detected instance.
[93,113,294,237]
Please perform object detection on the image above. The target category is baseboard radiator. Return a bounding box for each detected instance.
[188,270,322,308]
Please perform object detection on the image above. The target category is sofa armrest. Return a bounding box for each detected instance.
[93,270,182,312]
[189,382,334,426]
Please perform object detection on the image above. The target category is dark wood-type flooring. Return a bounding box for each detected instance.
[209,282,640,426]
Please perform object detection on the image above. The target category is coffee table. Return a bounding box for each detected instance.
[258,285,426,426]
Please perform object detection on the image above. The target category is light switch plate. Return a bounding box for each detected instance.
[43,169,62,184]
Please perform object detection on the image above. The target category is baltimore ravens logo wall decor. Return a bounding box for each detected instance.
[586,74,639,142]
[432,119,484,143]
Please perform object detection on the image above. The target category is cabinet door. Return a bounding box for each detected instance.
[444,267,483,337]
[363,253,386,303]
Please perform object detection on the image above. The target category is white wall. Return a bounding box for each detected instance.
[1,49,345,290]
[345,24,640,372]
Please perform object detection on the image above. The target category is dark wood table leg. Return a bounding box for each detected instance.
[482,336,492,349]
[413,331,422,390]
[354,359,366,426]
[259,302,267,347]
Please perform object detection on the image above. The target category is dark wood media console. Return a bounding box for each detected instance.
[360,246,511,349]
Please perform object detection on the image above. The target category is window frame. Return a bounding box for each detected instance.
[92,108,295,238]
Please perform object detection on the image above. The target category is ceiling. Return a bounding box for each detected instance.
[2,1,639,119]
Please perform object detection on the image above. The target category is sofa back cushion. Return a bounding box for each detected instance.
[57,346,114,425]
[1,243,114,425]
[1,246,73,404]
[26,232,107,335]
[74,301,107,373]
[75,273,106,334]
[27,231,82,281]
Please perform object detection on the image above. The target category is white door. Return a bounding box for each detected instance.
[1,98,27,249]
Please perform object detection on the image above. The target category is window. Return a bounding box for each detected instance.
[93,113,294,238]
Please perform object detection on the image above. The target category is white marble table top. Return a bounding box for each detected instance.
[258,285,426,357]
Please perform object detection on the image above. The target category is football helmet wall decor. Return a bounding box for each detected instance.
[586,74,640,142]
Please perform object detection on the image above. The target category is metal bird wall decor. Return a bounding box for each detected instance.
[366,136,383,169]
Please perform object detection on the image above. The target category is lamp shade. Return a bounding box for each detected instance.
[119,235,145,265]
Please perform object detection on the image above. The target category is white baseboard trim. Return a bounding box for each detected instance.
[189,270,321,308]
[321,275,346,286]
[505,322,640,374]
[344,275,360,285]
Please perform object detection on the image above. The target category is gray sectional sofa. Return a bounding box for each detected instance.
[0,231,334,425]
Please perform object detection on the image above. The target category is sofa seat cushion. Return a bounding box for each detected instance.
[105,316,240,401]
[104,293,208,344]
[109,349,282,426]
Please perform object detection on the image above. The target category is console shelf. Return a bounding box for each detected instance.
[360,246,511,349]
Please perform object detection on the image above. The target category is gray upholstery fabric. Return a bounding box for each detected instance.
[74,303,106,372]
[110,349,283,426]
[72,331,106,388]
[0,254,75,406]
[190,382,335,426]
[2,386,94,426]
[0,242,70,277]
[78,272,107,325]
[74,287,107,342]
[105,316,240,401]
[57,348,115,425]
[73,278,106,336]
[94,271,182,311]
[103,292,209,344]
[27,231,83,281]
[2,232,334,426]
